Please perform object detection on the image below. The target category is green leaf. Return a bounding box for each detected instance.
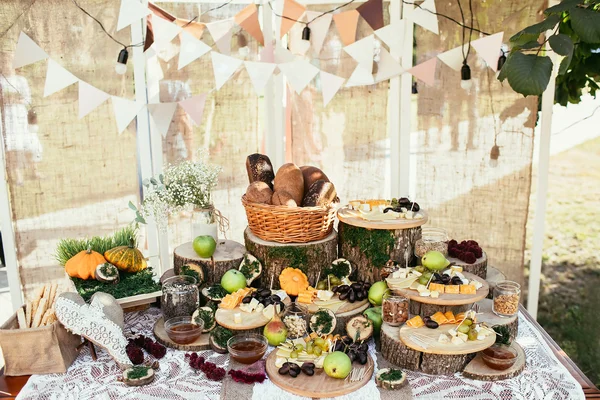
[558,51,574,75]
[135,216,147,224]
[510,15,561,45]
[497,56,512,82]
[570,7,600,43]
[544,0,580,15]
[549,34,574,56]
[150,177,158,185]
[159,174,164,184]
[128,201,137,211]
[505,53,554,96]
[516,40,543,50]
[142,178,150,186]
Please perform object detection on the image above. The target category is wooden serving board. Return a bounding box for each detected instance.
[306,297,369,314]
[215,296,291,330]
[265,349,374,398]
[390,272,489,306]
[399,322,495,355]
[463,342,526,381]
[337,207,428,230]
[447,252,487,279]
[153,316,210,351]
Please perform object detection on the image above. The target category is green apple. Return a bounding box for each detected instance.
[368,281,388,306]
[323,351,352,379]
[363,306,383,336]
[421,251,450,271]
[220,269,247,293]
[193,236,217,258]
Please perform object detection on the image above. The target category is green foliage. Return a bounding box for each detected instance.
[55,226,137,266]
[127,366,151,380]
[311,310,333,334]
[323,260,352,279]
[240,255,261,280]
[379,369,404,382]
[71,267,161,301]
[493,325,512,345]
[342,224,394,269]
[210,326,233,349]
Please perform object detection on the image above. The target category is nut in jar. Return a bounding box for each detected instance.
[492,281,521,317]
[382,293,409,326]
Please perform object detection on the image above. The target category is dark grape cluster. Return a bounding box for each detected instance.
[333,336,369,365]
[185,352,226,381]
[332,281,371,303]
[228,369,267,384]
[448,239,482,264]
[242,289,285,309]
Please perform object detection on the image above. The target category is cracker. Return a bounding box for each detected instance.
[41,308,54,326]
[25,301,33,328]
[42,284,51,301]
[17,307,27,329]
[33,285,46,303]
[32,298,47,328]
[30,299,40,324]
[48,283,58,306]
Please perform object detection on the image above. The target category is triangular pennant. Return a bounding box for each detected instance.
[275,46,295,64]
[407,57,437,86]
[374,47,403,82]
[147,102,178,137]
[111,96,143,134]
[234,4,264,45]
[333,10,359,46]
[305,11,333,56]
[44,59,79,97]
[244,61,277,95]
[278,60,319,94]
[78,81,111,118]
[471,32,504,72]
[346,64,375,87]
[357,0,384,31]
[207,18,234,42]
[343,35,375,73]
[288,15,310,56]
[117,0,151,31]
[280,0,306,38]
[437,43,469,71]
[260,46,275,63]
[13,32,49,69]
[320,71,345,106]
[178,94,207,126]
[178,30,212,69]
[178,19,205,39]
[211,52,244,90]
[375,20,405,56]
[408,0,439,35]
[215,33,233,55]
[151,15,183,48]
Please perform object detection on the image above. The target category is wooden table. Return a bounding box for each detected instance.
[2,306,598,399]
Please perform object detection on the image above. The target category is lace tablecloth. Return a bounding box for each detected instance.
[17,307,585,400]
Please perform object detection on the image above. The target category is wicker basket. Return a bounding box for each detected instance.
[242,195,336,243]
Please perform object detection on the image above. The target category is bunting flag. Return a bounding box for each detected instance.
[147,102,178,137]
[346,64,375,87]
[44,59,78,97]
[117,0,151,31]
[407,57,437,86]
[375,20,406,56]
[235,4,264,45]
[357,0,384,31]
[320,71,345,106]
[244,61,277,95]
[437,43,470,71]
[343,35,376,73]
[260,46,275,63]
[13,32,48,69]
[408,0,439,35]
[275,46,295,64]
[280,0,306,38]
[150,14,182,49]
[278,60,320,94]
[333,10,359,47]
[178,30,211,70]
[374,47,403,82]
[471,32,504,71]
[206,19,235,55]
[178,94,207,126]
[305,11,333,56]
[112,96,143,134]
[288,15,311,56]
[211,52,244,90]
[78,81,110,118]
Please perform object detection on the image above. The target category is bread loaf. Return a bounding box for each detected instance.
[300,166,330,194]
[302,180,337,207]
[272,191,298,207]
[246,153,275,187]
[245,181,273,204]
[273,163,304,204]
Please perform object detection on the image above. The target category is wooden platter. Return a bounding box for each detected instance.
[153,316,210,351]
[390,271,489,306]
[447,252,488,279]
[215,296,291,331]
[337,207,428,230]
[265,349,374,398]
[399,322,495,355]
[463,342,526,381]
[306,297,369,314]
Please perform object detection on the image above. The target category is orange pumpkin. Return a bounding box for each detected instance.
[65,247,106,280]
[279,268,309,296]
[104,239,147,273]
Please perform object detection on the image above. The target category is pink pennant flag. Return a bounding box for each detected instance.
[407,57,437,86]
[235,4,264,45]
[179,94,207,126]
[280,0,306,38]
[470,32,504,72]
[333,10,359,46]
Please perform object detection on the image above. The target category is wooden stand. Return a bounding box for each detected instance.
[476,298,519,341]
[448,253,488,279]
[244,228,338,289]
[173,240,246,285]
[485,266,507,299]
[332,301,370,335]
[153,317,211,351]
[463,342,526,381]
[409,302,472,317]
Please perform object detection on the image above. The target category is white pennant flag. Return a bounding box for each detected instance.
[278,59,319,94]
[112,96,143,134]
[320,71,345,106]
[471,32,504,71]
[375,20,406,56]
[343,35,375,73]
[211,52,243,90]
[305,11,333,56]
[275,46,296,64]
[437,43,470,71]
[117,0,151,31]
[78,81,111,118]
[151,15,183,49]
[13,32,48,69]
[346,64,375,87]
[408,0,439,35]
[44,59,79,97]
[178,94,207,126]
[206,19,234,55]
[244,61,277,95]
[375,47,403,82]
[147,103,178,137]
[178,30,212,70]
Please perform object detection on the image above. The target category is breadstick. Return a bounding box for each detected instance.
[48,283,58,306]
[41,308,53,326]
[25,301,33,328]
[42,284,51,301]
[17,308,27,329]
[30,299,40,324]
[45,312,57,326]
[33,285,45,303]
[32,298,47,328]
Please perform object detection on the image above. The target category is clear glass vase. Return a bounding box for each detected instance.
[191,207,219,242]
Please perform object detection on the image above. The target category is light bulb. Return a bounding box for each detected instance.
[460,78,472,91]
[115,48,128,75]
[115,62,127,75]
[489,158,498,168]
[460,63,472,92]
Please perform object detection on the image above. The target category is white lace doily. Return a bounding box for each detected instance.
[17,308,585,400]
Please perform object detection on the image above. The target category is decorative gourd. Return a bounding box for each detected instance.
[279,268,309,296]
[104,238,147,273]
[65,246,106,280]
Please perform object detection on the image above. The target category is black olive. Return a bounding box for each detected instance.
[260,289,272,298]
[348,290,356,303]
[278,364,290,375]
[358,351,368,365]
[242,296,252,304]
[288,369,299,378]
[441,275,451,284]
[451,276,463,285]
[433,273,443,281]
[263,298,273,306]
[339,291,349,301]
[425,319,439,329]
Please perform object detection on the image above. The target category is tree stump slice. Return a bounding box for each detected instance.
[476,298,519,341]
[463,342,525,381]
[153,316,210,351]
[173,240,246,285]
[244,228,338,289]
[380,323,420,370]
[409,301,471,317]
[420,352,476,375]
[338,222,422,283]
[485,266,507,299]
[332,302,370,335]
[447,252,488,279]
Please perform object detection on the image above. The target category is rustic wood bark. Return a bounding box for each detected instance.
[244,228,338,289]
[408,301,471,317]
[173,240,246,285]
[338,222,421,283]
[463,343,525,381]
[448,253,488,279]
[380,323,420,370]
[420,352,475,375]
[485,266,507,299]
[332,302,370,335]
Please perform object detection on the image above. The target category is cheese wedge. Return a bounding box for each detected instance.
[406,315,424,328]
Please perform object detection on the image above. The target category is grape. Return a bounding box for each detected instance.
[463,318,473,326]
[314,338,325,347]
[418,276,430,285]
[306,343,314,354]
[468,329,478,341]
[313,347,322,356]
[415,265,427,273]
[320,342,329,351]
[457,324,470,334]
[290,350,298,358]
[422,271,433,279]
[294,344,304,352]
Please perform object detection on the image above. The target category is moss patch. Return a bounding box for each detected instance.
[267,246,309,273]
[126,366,151,380]
[72,267,161,301]
[342,224,394,269]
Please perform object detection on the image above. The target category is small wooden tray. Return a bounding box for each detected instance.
[265,350,374,398]
[215,297,291,330]
[337,207,428,230]
[463,342,526,381]
[153,316,210,351]
[399,322,495,355]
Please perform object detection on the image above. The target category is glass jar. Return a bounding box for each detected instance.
[161,275,199,320]
[415,227,449,257]
[492,280,521,317]
[281,303,309,339]
[382,293,409,326]
[191,207,219,242]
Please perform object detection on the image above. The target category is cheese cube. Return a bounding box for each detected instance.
[405,211,414,219]
[438,334,450,343]
[234,313,242,324]
[451,336,464,345]
[429,283,445,293]
[472,280,483,290]
[430,290,440,298]
[419,290,431,297]
[359,203,371,211]
[250,298,260,309]
[448,328,457,337]
[457,332,468,342]
[450,265,463,273]
[255,304,265,313]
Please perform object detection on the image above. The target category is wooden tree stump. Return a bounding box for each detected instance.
[173,240,246,285]
[485,266,507,299]
[476,298,519,341]
[332,302,370,335]
[463,342,525,381]
[244,228,338,289]
[338,222,422,283]
[448,253,488,279]
[409,301,471,317]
